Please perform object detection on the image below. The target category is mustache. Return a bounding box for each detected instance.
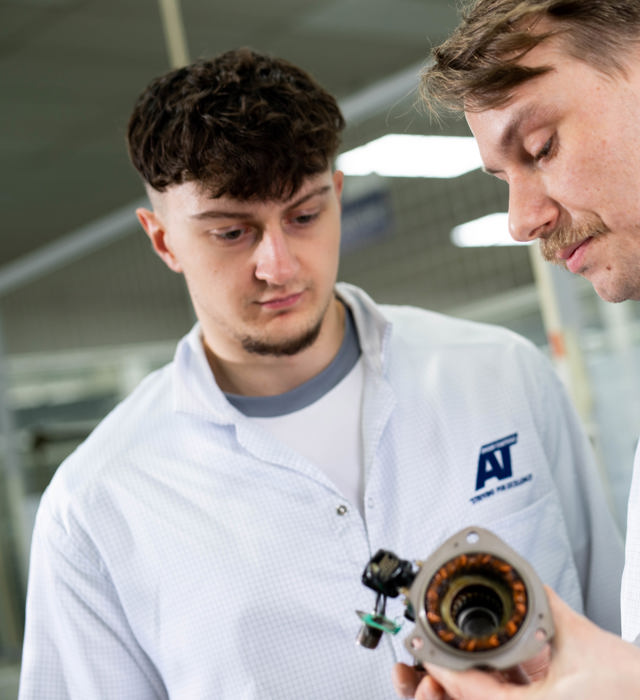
[539,217,609,263]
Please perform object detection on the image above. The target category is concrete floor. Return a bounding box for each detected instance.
[0,665,19,700]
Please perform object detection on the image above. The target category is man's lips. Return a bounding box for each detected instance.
[258,291,303,310]
[557,238,592,274]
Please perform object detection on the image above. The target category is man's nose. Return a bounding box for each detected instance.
[254,227,299,285]
[508,176,559,243]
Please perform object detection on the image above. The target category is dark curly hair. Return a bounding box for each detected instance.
[127,47,346,200]
[422,0,640,115]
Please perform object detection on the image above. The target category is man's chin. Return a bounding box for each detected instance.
[590,274,637,304]
[593,287,631,304]
[241,323,322,357]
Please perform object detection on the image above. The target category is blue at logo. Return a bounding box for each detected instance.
[475,433,518,491]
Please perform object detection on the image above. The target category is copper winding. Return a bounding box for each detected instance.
[424,552,528,652]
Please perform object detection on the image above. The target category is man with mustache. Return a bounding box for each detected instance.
[396,1,640,698]
[17,47,624,699]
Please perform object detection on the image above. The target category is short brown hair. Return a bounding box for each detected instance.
[127,48,345,200]
[421,0,640,115]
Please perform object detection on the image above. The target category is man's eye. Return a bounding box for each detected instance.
[534,137,553,161]
[293,212,319,225]
[215,228,244,241]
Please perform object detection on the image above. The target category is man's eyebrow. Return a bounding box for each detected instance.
[290,184,332,206]
[482,102,558,176]
[474,107,530,177]
[190,208,248,221]
[189,184,332,221]
[283,184,332,212]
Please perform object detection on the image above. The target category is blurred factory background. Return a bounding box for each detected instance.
[2,0,640,695]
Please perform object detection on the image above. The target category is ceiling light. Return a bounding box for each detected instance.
[451,213,533,247]
[336,134,483,178]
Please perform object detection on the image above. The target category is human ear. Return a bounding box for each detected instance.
[333,169,344,201]
[135,207,183,273]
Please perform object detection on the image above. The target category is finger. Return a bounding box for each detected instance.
[414,676,450,700]
[542,585,592,651]
[392,663,426,698]
[501,665,530,685]
[392,663,450,700]
[424,663,519,700]
[520,644,551,681]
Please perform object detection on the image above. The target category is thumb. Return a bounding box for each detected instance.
[543,584,584,642]
[423,664,523,700]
